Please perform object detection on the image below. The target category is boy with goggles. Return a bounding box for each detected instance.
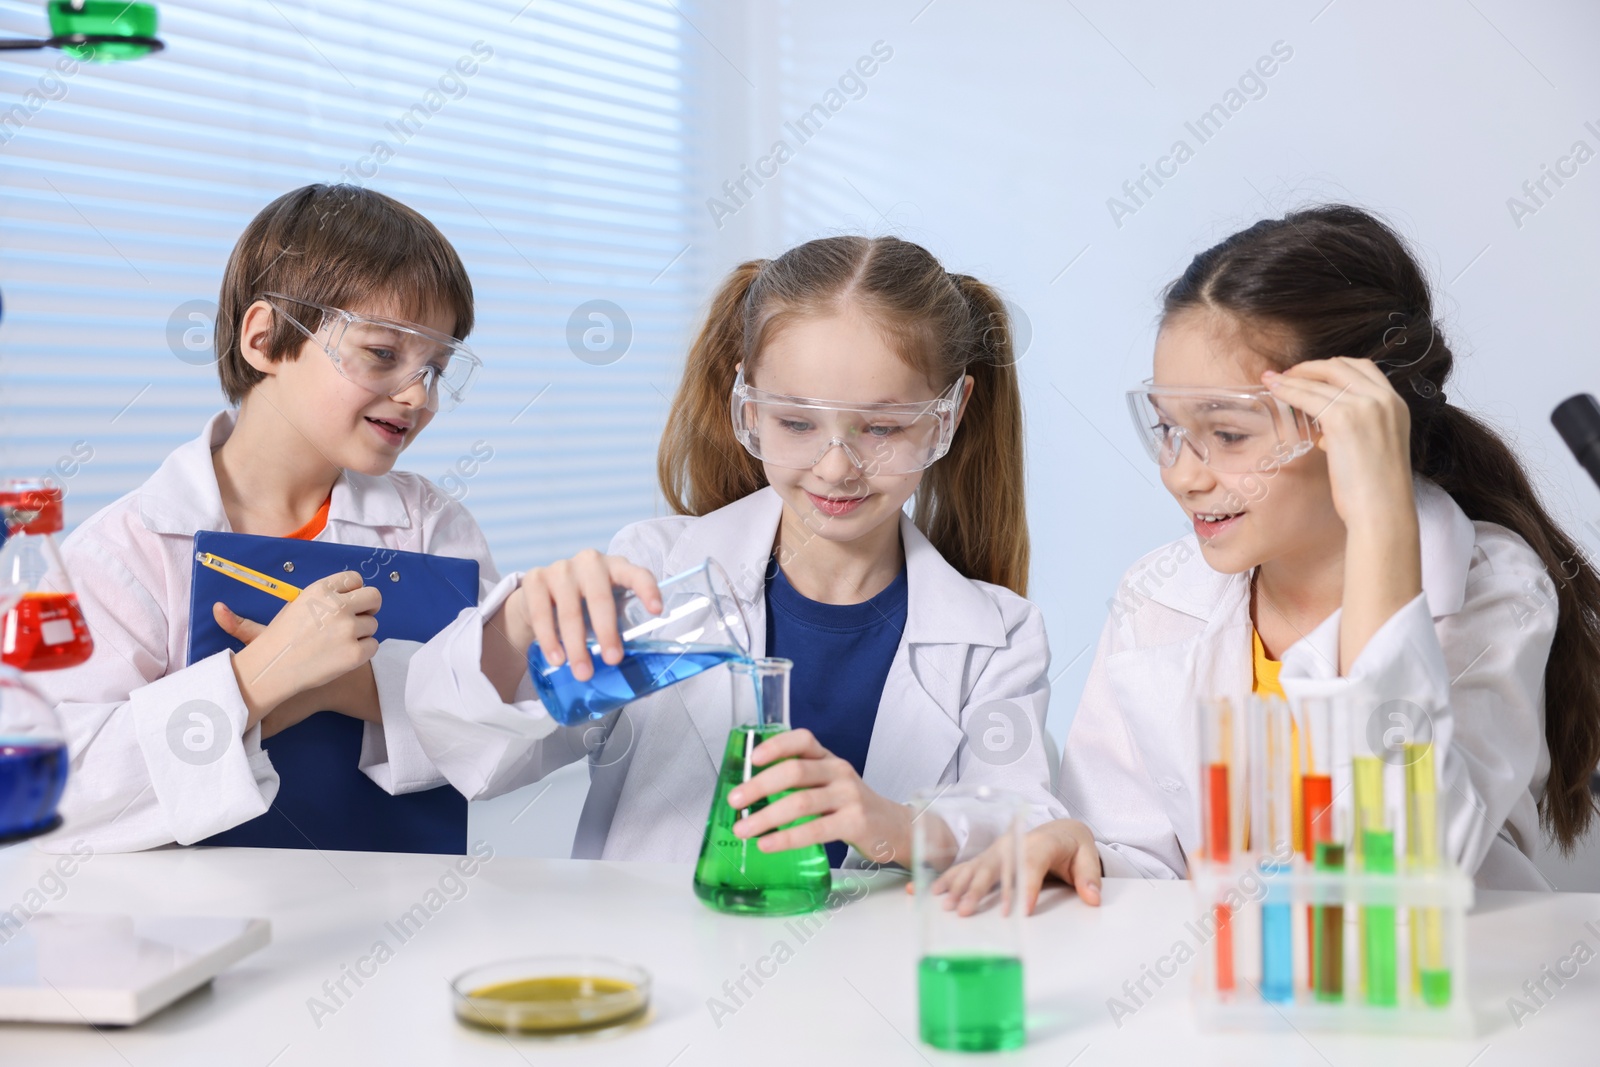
[257,292,481,414]
[35,184,499,854]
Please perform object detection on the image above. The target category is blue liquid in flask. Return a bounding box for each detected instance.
[0,738,68,839]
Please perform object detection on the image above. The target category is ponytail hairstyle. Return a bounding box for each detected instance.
[1162,204,1600,851]
[657,236,1030,595]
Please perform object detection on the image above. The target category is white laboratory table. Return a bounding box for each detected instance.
[0,840,1595,1066]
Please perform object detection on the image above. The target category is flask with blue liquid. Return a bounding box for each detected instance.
[526,559,753,726]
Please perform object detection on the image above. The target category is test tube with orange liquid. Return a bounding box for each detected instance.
[1199,696,1241,995]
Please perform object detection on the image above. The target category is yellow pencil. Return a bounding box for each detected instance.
[195,551,301,602]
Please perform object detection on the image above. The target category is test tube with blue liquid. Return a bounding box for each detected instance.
[526,559,752,726]
[1250,695,1295,1004]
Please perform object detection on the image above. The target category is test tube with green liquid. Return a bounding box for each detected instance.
[1352,755,1398,1006]
[1406,743,1452,1006]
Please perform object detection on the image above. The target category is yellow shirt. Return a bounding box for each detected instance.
[1252,628,1302,853]
[1252,627,1284,698]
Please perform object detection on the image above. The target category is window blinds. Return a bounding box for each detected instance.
[0,0,705,571]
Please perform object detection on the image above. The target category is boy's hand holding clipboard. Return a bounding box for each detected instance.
[189,533,480,734]
[206,565,381,733]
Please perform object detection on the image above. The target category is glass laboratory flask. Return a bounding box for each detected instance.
[913,786,1027,1052]
[692,657,831,916]
[0,667,68,840]
[527,559,751,725]
[1,481,94,672]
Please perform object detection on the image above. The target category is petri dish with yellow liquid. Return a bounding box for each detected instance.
[451,956,650,1038]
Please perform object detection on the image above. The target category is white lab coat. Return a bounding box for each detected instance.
[30,411,500,853]
[1059,477,1556,890]
[406,486,1061,865]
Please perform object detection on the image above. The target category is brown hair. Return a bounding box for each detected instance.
[1164,203,1600,851]
[215,184,474,404]
[657,235,1030,594]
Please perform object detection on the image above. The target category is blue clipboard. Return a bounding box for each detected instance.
[186,530,480,854]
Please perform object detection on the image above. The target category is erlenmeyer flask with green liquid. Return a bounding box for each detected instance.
[692,657,831,916]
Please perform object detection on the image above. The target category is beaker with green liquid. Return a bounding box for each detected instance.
[914,786,1027,1052]
[692,657,831,917]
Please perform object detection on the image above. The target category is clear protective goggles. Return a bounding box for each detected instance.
[1125,380,1316,473]
[729,368,964,476]
[258,292,481,413]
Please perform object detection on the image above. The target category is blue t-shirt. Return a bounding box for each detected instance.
[765,558,909,868]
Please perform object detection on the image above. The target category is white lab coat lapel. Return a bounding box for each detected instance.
[135,410,414,540]
[861,517,1007,802]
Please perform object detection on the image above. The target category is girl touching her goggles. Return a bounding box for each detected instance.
[409,236,1061,866]
[936,205,1600,914]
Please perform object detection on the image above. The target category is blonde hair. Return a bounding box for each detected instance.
[657,236,1030,594]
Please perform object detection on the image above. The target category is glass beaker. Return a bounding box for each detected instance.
[527,558,752,726]
[692,657,831,916]
[913,785,1027,1052]
[0,667,69,840]
[1,481,94,672]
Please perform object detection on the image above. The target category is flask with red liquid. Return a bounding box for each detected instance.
[1,480,94,672]
[0,480,75,839]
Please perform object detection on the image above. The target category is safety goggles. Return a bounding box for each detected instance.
[258,292,481,413]
[1126,381,1315,473]
[730,368,964,475]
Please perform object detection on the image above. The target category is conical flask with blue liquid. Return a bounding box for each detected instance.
[693,656,831,916]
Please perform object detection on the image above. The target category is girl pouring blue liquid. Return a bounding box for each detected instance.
[408,236,1064,867]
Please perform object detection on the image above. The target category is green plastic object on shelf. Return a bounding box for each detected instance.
[47,1,160,61]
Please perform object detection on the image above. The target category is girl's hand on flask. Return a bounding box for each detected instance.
[727,728,909,865]
[920,819,1103,916]
[501,549,662,681]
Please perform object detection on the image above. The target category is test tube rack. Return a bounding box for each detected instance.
[1191,857,1472,1035]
